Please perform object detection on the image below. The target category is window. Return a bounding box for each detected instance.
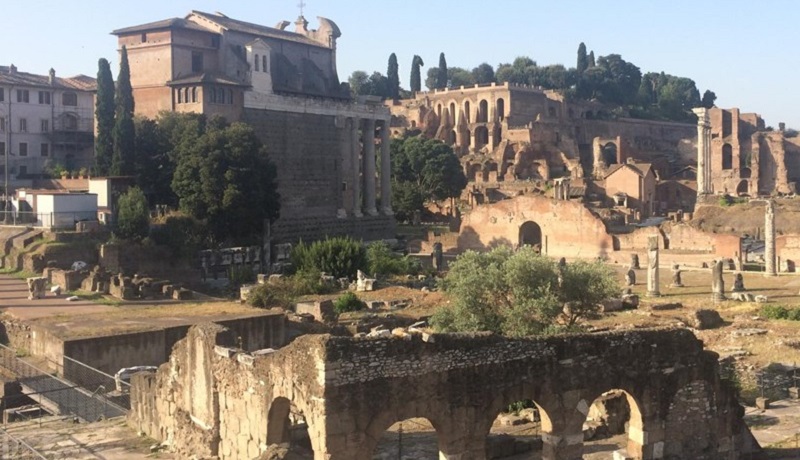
[192,51,204,73]
[177,88,183,104]
[40,143,49,157]
[0,142,5,155]
[255,54,260,72]
[0,88,4,102]
[62,92,78,106]
[0,117,5,132]
[17,89,29,103]
[262,55,267,73]
[19,142,28,156]
[184,88,190,103]
[19,118,27,133]
[41,119,49,132]
[38,91,51,104]
[141,33,147,43]
[63,114,78,130]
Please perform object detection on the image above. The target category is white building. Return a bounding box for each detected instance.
[0,64,96,191]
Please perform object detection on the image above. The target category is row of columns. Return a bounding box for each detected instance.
[693,107,712,196]
[338,117,392,218]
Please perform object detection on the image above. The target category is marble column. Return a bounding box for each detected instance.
[351,118,363,217]
[363,118,378,216]
[379,120,393,215]
[336,117,350,218]
[646,236,660,297]
[765,200,776,276]
[692,107,711,196]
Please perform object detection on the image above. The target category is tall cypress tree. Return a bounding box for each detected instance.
[436,53,448,89]
[387,53,399,100]
[588,51,596,68]
[410,55,424,93]
[577,43,588,74]
[94,58,115,176]
[111,46,136,176]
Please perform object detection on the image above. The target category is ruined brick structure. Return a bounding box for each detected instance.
[112,12,394,243]
[694,107,800,197]
[129,323,760,459]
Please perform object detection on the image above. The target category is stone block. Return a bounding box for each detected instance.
[755,397,770,410]
[690,309,723,330]
[612,449,635,460]
[650,302,681,311]
[601,298,624,312]
[754,295,769,303]
[789,387,799,399]
[172,288,193,300]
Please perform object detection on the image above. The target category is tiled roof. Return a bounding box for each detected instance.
[0,66,96,91]
[605,162,654,179]
[111,17,211,35]
[189,11,323,47]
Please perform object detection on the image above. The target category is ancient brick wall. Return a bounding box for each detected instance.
[129,324,760,460]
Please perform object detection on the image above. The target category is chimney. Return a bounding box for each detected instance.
[9,64,16,74]
[49,68,56,85]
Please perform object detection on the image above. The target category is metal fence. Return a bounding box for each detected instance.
[0,211,97,230]
[0,428,47,460]
[0,344,127,424]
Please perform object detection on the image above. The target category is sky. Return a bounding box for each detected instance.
[4,0,797,127]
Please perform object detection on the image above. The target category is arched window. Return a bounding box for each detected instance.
[262,55,268,73]
[722,144,733,170]
[255,54,260,72]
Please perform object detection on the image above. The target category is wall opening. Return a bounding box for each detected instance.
[736,180,749,196]
[518,221,542,252]
[722,144,733,170]
[602,142,618,165]
[474,126,489,149]
[373,417,441,459]
[464,100,471,124]
[448,130,457,146]
[449,102,456,125]
[486,400,544,459]
[722,111,732,138]
[497,98,505,121]
[478,100,489,123]
[267,397,312,456]
[582,390,641,457]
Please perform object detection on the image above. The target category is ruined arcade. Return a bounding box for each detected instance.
[129,323,760,460]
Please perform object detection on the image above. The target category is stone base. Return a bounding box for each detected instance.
[646,291,661,297]
[788,387,799,399]
[756,397,770,410]
[712,293,726,302]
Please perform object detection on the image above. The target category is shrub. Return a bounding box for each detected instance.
[366,241,420,277]
[333,291,365,314]
[760,304,789,320]
[150,214,208,260]
[115,187,150,240]
[291,237,367,279]
[247,269,333,310]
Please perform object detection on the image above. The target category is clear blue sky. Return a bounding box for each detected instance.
[5,0,797,127]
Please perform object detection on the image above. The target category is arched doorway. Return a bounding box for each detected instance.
[372,417,441,459]
[496,98,505,121]
[485,399,548,459]
[477,100,489,123]
[449,102,457,125]
[474,126,489,149]
[267,397,312,455]
[736,180,749,196]
[448,130,456,145]
[518,221,542,252]
[582,390,643,457]
[602,142,618,165]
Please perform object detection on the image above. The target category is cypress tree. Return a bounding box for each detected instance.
[387,53,399,100]
[94,58,115,176]
[410,55,424,93]
[577,43,588,74]
[111,46,136,176]
[436,52,448,89]
[588,51,596,68]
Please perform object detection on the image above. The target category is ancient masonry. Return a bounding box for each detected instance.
[129,323,760,460]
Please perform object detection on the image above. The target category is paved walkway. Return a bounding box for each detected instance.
[0,275,115,320]
[745,398,800,448]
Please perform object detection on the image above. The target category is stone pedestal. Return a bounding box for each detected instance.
[788,387,799,399]
[755,397,770,411]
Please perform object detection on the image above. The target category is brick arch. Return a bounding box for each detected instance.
[361,407,446,458]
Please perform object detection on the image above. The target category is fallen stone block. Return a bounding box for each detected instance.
[691,309,723,330]
[754,295,769,303]
[732,328,768,337]
[172,288,193,300]
[600,298,624,313]
[650,302,681,311]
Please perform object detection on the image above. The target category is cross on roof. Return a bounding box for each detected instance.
[298,1,307,16]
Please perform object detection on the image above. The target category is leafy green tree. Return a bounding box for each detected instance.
[657,75,701,121]
[391,135,467,220]
[171,118,280,243]
[595,54,642,105]
[577,42,588,74]
[291,236,366,279]
[471,63,495,84]
[448,67,475,88]
[436,52,448,89]
[348,70,370,97]
[431,247,618,337]
[94,58,114,176]
[410,55,424,93]
[701,90,717,109]
[134,116,173,205]
[495,57,536,85]
[348,70,389,97]
[424,67,440,91]
[115,186,150,240]
[387,53,400,100]
[111,46,136,176]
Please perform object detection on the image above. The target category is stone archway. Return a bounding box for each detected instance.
[602,142,618,165]
[478,100,489,123]
[267,396,312,453]
[519,221,542,251]
[736,180,749,196]
[474,126,489,149]
[582,389,644,458]
[496,98,505,121]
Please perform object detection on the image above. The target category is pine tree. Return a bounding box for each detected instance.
[436,52,448,89]
[111,46,136,176]
[94,58,115,176]
[410,55,424,93]
[577,43,588,74]
[387,53,399,100]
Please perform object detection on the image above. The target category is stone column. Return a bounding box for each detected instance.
[646,236,660,297]
[363,118,378,216]
[765,200,776,276]
[692,108,712,196]
[336,117,350,218]
[712,259,726,301]
[379,120,393,215]
[351,118,363,217]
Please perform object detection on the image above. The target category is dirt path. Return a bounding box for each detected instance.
[0,275,115,320]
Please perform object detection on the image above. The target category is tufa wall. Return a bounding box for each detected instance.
[129,323,761,460]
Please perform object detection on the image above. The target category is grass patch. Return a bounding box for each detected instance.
[0,267,40,280]
[68,290,122,307]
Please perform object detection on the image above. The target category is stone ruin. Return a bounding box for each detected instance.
[26,277,47,300]
[109,273,192,301]
[129,323,762,460]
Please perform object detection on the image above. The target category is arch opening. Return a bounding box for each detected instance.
[464,100,471,124]
[477,100,489,123]
[602,142,618,165]
[485,400,546,459]
[267,397,313,457]
[736,180,749,196]
[496,98,505,121]
[449,102,457,125]
[722,144,733,170]
[582,389,642,458]
[372,417,441,459]
[518,221,542,252]
[474,126,489,149]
